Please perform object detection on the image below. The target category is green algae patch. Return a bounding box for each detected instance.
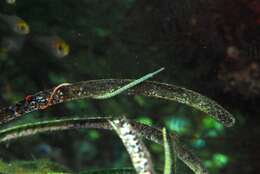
[0,159,70,174]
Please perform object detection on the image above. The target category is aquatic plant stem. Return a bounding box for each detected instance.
[95,67,165,99]
[162,128,173,174]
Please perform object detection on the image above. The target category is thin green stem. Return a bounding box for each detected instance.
[163,128,173,174]
[95,67,164,99]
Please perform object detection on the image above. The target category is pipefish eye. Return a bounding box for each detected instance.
[16,20,30,34]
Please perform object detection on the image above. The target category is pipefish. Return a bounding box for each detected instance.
[0,116,208,174]
[0,68,164,125]
[109,117,155,174]
[0,79,235,127]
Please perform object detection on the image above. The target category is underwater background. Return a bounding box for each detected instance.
[0,0,259,173]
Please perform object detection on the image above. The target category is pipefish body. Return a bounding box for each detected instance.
[0,79,235,127]
[0,117,208,174]
[0,68,164,125]
[108,117,155,174]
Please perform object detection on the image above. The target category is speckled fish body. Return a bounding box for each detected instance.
[0,68,164,125]
[0,117,208,174]
[0,80,235,127]
[109,117,155,174]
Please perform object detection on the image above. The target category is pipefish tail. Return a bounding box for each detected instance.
[0,69,235,127]
[0,117,208,174]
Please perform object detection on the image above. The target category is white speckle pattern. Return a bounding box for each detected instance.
[109,118,155,174]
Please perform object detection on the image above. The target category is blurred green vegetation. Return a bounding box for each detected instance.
[0,159,69,173]
[0,0,257,174]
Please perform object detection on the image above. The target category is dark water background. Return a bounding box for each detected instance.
[0,0,259,173]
